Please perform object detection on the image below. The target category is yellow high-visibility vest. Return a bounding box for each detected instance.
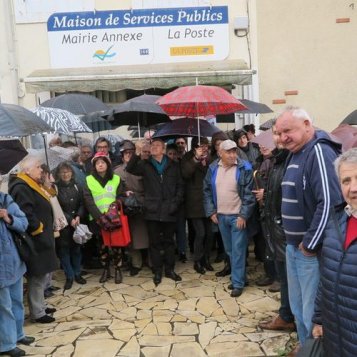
[86,174,120,220]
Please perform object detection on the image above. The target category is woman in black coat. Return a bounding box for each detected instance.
[9,156,58,324]
[54,162,86,290]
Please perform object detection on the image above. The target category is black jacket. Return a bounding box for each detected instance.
[55,180,85,249]
[261,149,289,261]
[180,151,208,218]
[313,204,357,357]
[9,175,58,276]
[126,155,184,222]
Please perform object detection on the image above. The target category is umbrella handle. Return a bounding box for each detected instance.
[42,134,49,168]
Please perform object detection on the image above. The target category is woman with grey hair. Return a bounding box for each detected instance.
[8,155,58,324]
[312,147,357,356]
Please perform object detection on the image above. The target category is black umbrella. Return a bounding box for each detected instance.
[340,110,357,125]
[41,93,110,115]
[0,103,53,136]
[80,112,112,132]
[216,99,273,123]
[105,94,171,128]
[259,118,276,131]
[152,118,221,139]
[0,140,28,174]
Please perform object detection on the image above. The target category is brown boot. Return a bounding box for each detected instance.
[258,315,295,332]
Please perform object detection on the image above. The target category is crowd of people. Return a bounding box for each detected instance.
[0,105,356,356]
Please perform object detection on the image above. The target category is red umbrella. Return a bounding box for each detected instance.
[156,85,247,118]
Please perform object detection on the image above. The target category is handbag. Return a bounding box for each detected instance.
[297,338,324,357]
[73,224,93,244]
[50,195,68,231]
[11,230,37,263]
[102,201,131,247]
[122,194,143,217]
[98,202,122,231]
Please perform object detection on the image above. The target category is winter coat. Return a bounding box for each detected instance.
[260,149,289,261]
[55,180,85,249]
[181,150,208,218]
[0,193,28,288]
[114,164,149,249]
[8,174,58,276]
[70,162,87,188]
[238,142,260,169]
[126,155,184,222]
[203,158,256,221]
[313,204,357,357]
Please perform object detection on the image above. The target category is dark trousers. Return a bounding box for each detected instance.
[146,220,176,274]
[276,260,294,323]
[191,217,213,262]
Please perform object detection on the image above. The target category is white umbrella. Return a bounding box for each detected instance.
[32,107,92,135]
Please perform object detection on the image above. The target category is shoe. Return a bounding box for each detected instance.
[99,268,111,283]
[0,347,25,357]
[259,315,295,332]
[44,290,54,298]
[179,253,187,263]
[130,267,141,276]
[268,281,281,293]
[287,344,300,357]
[63,278,73,291]
[230,288,243,297]
[75,275,87,284]
[115,268,122,284]
[215,264,231,277]
[18,336,35,345]
[256,276,274,286]
[45,307,56,314]
[165,271,182,281]
[201,258,214,271]
[153,272,162,286]
[194,262,206,274]
[34,315,55,323]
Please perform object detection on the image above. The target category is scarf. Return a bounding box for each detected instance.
[345,204,357,218]
[150,155,168,176]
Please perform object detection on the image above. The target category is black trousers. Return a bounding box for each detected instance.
[146,220,176,274]
[190,217,213,262]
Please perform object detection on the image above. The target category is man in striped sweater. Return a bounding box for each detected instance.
[275,106,343,354]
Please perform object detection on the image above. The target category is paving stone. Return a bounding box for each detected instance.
[141,345,171,357]
[134,318,151,330]
[111,328,137,342]
[198,322,217,349]
[54,320,111,332]
[22,345,56,355]
[171,342,206,357]
[181,286,215,298]
[153,309,174,322]
[176,310,205,324]
[80,307,112,319]
[35,327,85,347]
[245,331,285,342]
[139,335,195,347]
[171,314,187,322]
[52,344,75,357]
[118,336,140,357]
[109,306,137,320]
[156,322,172,335]
[173,322,199,335]
[136,309,152,320]
[78,327,112,340]
[206,341,263,356]
[218,297,240,316]
[73,338,123,357]
[241,296,280,314]
[196,297,220,317]
[210,333,248,344]
[177,298,198,311]
[53,306,82,319]
[109,320,135,330]
[141,322,158,335]
[261,334,290,356]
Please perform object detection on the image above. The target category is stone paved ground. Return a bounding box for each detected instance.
[22,252,297,357]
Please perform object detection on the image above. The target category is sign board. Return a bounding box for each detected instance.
[47,6,229,68]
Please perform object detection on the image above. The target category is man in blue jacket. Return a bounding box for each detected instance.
[275,106,343,354]
[203,140,255,298]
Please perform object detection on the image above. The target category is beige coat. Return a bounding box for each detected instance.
[115,164,149,249]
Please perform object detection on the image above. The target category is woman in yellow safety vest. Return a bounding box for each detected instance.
[83,152,126,284]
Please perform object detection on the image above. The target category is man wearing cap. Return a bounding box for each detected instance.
[203,140,255,297]
[126,138,184,285]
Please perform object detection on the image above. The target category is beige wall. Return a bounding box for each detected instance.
[256,0,357,131]
[2,0,257,111]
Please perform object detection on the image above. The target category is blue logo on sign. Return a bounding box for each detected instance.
[93,45,116,61]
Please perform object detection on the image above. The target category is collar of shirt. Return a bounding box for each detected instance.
[345,204,357,218]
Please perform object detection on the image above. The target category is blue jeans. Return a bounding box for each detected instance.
[0,276,25,352]
[217,214,248,289]
[57,245,82,279]
[286,244,320,345]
